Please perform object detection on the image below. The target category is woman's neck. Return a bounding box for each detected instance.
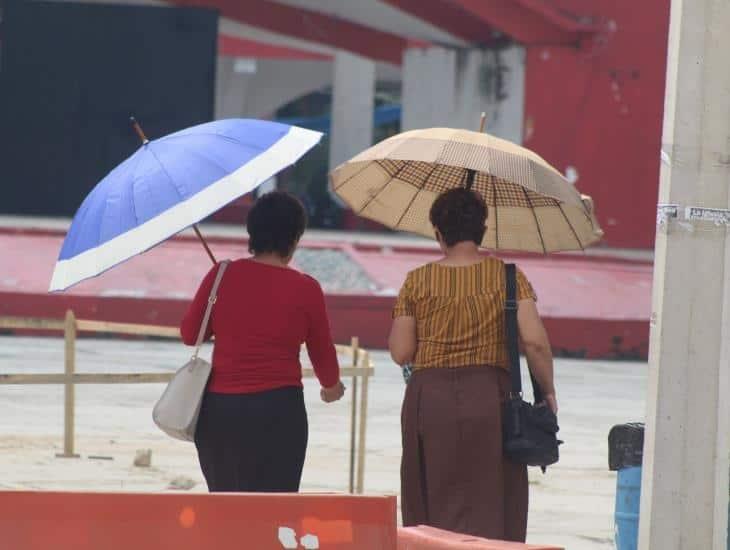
[439,241,484,266]
[251,252,290,267]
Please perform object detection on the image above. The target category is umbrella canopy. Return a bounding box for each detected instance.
[50,119,322,291]
[330,127,603,253]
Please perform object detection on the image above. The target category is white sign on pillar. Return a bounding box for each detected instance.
[639,0,730,549]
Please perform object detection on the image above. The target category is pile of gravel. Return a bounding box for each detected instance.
[293,248,378,294]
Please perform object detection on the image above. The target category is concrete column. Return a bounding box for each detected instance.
[401,45,525,143]
[639,0,730,548]
[328,51,375,170]
[241,59,333,119]
[214,56,254,120]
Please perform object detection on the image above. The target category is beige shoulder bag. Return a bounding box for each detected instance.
[152,260,229,441]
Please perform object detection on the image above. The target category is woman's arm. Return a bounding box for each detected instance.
[389,273,417,366]
[389,317,417,366]
[180,266,218,346]
[304,278,342,394]
[517,298,557,412]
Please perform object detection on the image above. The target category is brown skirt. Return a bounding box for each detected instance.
[401,366,528,542]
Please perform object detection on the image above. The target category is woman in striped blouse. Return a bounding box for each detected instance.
[389,188,557,542]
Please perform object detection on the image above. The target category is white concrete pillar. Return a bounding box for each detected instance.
[639,0,730,548]
[328,51,375,170]
[401,45,525,143]
[401,47,455,131]
[214,56,254,120]
[242,59,334,119]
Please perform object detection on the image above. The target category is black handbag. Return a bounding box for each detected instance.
[502,264,562,472]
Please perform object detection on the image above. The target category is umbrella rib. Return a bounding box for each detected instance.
[557,203,585,251]
[580,200,599,231]
[520,186,547,254]
[162,132,242,145]
[95,149,148,265]
[173,141,238,180]
[394,163,441,229]
[492,177,500,249]
[333,162,377,192]
[126,149,148,225]
[164,132,286,170]
[146,145,186,201]
[356,161,411,215]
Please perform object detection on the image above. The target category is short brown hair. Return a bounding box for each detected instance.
[429,188,488,247]
[247,191,307,257]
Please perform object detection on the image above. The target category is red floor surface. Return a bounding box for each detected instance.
[0,229,652,359]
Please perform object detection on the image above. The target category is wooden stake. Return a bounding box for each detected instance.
[349,336,359,494]
[57,310,79,458]
[356,350,370,495]
[479,112,487,132]
[130,117,149,145]
[193,224,217,264]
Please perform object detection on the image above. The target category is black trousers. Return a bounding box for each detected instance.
[194,386,308,493]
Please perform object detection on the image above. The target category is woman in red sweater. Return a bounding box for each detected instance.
[181,191,345,493]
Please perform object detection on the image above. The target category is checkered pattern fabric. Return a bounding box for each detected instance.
[330,129,603,253]
[376,160,559,208]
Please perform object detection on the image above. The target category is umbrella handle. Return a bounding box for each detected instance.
[479,112,487,133]
[193,224,217,264]
[130,117,150,145]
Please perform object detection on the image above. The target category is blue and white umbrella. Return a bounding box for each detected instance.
[49,119,322,291]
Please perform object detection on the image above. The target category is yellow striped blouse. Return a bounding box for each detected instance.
[392,257,537,370]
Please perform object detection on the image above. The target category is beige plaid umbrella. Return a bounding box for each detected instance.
[329,127,603,253]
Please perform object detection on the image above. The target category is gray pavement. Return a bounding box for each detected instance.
[0,335,647,548]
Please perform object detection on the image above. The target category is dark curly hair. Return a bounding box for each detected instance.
[247,191,307,257]
[429,187,488,247]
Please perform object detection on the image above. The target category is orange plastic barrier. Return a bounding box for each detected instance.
[0,491,397,550]
[397,526,563,550]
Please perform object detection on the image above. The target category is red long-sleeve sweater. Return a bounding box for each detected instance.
[180,259,341,394]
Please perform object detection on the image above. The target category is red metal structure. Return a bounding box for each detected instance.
[384,0,599,45]
[203,0,671,249]
[218,35,332,60]
[175,0,417,65]
[522,1,670,249]
[386,0,670,248]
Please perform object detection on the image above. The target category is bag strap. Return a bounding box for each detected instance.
[504,263,522,396]
[193,260,230,359]
[504,263,544,403]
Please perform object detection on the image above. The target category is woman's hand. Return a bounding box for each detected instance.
[543,393,558,414]
[320,381,346,403]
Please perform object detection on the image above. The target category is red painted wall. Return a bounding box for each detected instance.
[523,0,671,249]
[0,291,649,360]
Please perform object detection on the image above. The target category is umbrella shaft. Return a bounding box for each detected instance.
[193,225,217,264]
[465,170,476,191]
